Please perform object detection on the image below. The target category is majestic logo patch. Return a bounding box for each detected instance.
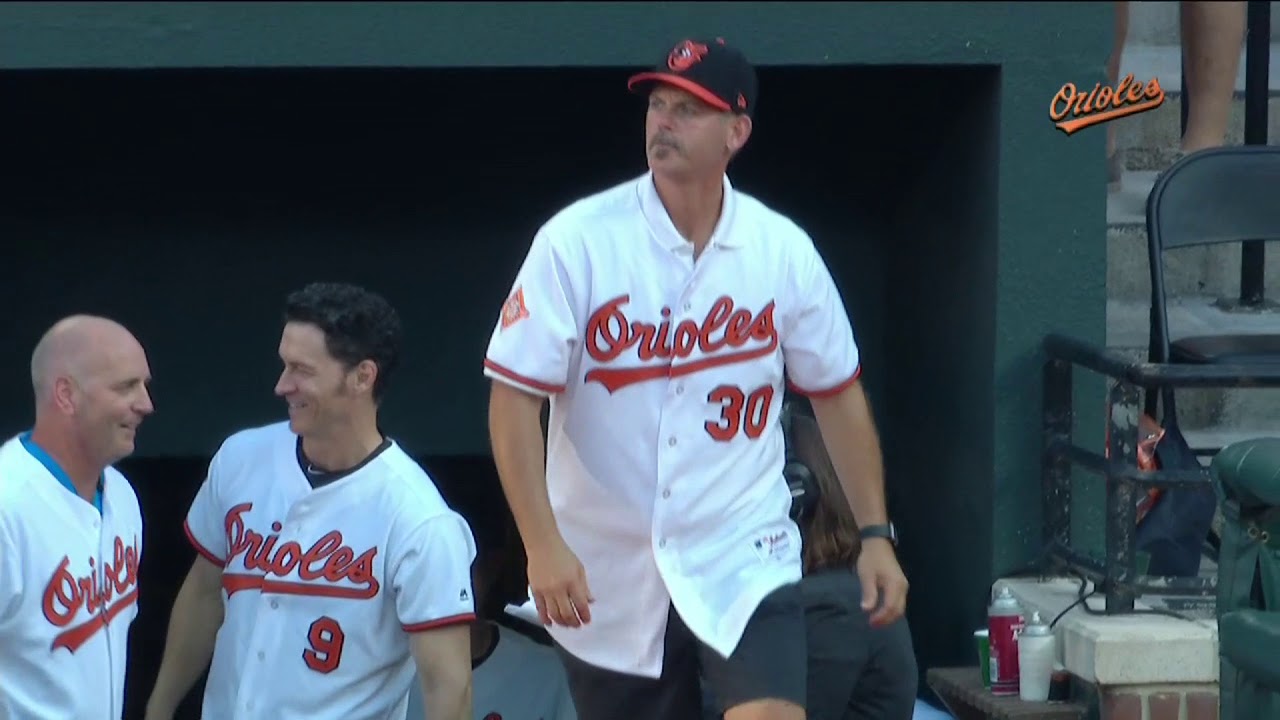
[751,531,791,562]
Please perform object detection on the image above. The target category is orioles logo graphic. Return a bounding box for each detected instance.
[668,40,709,72]
[219,503,381,599]
[582,294,778,393]
[43,536,141,653]
[500,286,531,331]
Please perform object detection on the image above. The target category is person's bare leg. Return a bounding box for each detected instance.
[1180,1,1246,152]
[1107,2,1130,190]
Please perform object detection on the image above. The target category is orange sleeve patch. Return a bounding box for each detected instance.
[500,286,531,331]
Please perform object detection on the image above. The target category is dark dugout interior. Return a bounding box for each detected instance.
[0,64,998,717]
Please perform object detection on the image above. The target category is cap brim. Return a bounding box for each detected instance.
[627,72,731,112]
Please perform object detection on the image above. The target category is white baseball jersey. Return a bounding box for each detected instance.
[483,171,861,678]
[183,421,478,720]
[404,621,578,720]
[0,432,143,720]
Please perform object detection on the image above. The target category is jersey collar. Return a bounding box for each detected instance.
[638,171,742,253]
[19,431,104,514]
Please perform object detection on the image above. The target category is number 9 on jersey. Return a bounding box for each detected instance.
[303,616,346,674]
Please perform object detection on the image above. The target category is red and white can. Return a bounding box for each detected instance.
[987,585,1026,696]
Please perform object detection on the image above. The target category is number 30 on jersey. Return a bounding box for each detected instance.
[704,384,775,442]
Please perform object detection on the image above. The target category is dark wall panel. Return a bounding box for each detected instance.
[1,66,902,458]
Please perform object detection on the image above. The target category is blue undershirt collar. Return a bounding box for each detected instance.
[20,431,104,515]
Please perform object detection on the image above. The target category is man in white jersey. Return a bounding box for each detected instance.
[406,493,577,720]
[145,282,476,720]
[0,315,155,720]
[483,37,909,720]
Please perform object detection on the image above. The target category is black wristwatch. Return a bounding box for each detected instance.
[859,523,898,547]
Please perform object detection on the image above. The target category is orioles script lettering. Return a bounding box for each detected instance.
[1049,73,1165,135]
[222,503,380,599]
[42,536,140,653]
[584,294,779,393]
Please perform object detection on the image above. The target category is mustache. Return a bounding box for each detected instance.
[650,134,681,151]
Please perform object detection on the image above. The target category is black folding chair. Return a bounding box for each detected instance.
[1143,145,1280,422]
[1137,146,1280,575]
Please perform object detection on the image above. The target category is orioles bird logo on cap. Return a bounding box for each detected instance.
[668,40,709,72]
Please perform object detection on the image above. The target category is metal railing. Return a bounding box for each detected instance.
[1041,332,1280,613]
[1182,0,1271,307]
[1241,0,1272,306]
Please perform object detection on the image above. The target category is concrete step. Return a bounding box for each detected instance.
[1125,1,1280,47]
[1107,297,1280,432]
[1119,41,1280,98]
[1183,426,1280,452]
[1114,42,1280,172]
[1115,94,1280,172]
[1115,95,1280,172]
[1002,577,1217,687]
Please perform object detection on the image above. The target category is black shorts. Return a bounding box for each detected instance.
[554,583,807,720]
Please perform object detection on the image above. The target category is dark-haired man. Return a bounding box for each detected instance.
[147,282,476,720]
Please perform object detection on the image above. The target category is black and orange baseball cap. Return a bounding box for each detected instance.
[627,37,758,118]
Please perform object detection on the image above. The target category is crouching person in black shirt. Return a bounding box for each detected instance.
[788,409,919,720]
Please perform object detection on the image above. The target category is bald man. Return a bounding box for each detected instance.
[0,315,155,720]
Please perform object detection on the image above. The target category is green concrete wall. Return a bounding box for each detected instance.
[1,2,1111,705]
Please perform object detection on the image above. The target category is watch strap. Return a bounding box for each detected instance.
[859,523,897,545]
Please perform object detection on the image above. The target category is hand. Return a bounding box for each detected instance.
[857,537,908,627]
[527,536,594,628]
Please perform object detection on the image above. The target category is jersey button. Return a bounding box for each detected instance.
[683,302,692,311]
[270,600,279,610]
[258,650,265,661]
[658,539,667,549]
[667,437,676,447]
[675,385,685,395]
[662,489,671,499]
